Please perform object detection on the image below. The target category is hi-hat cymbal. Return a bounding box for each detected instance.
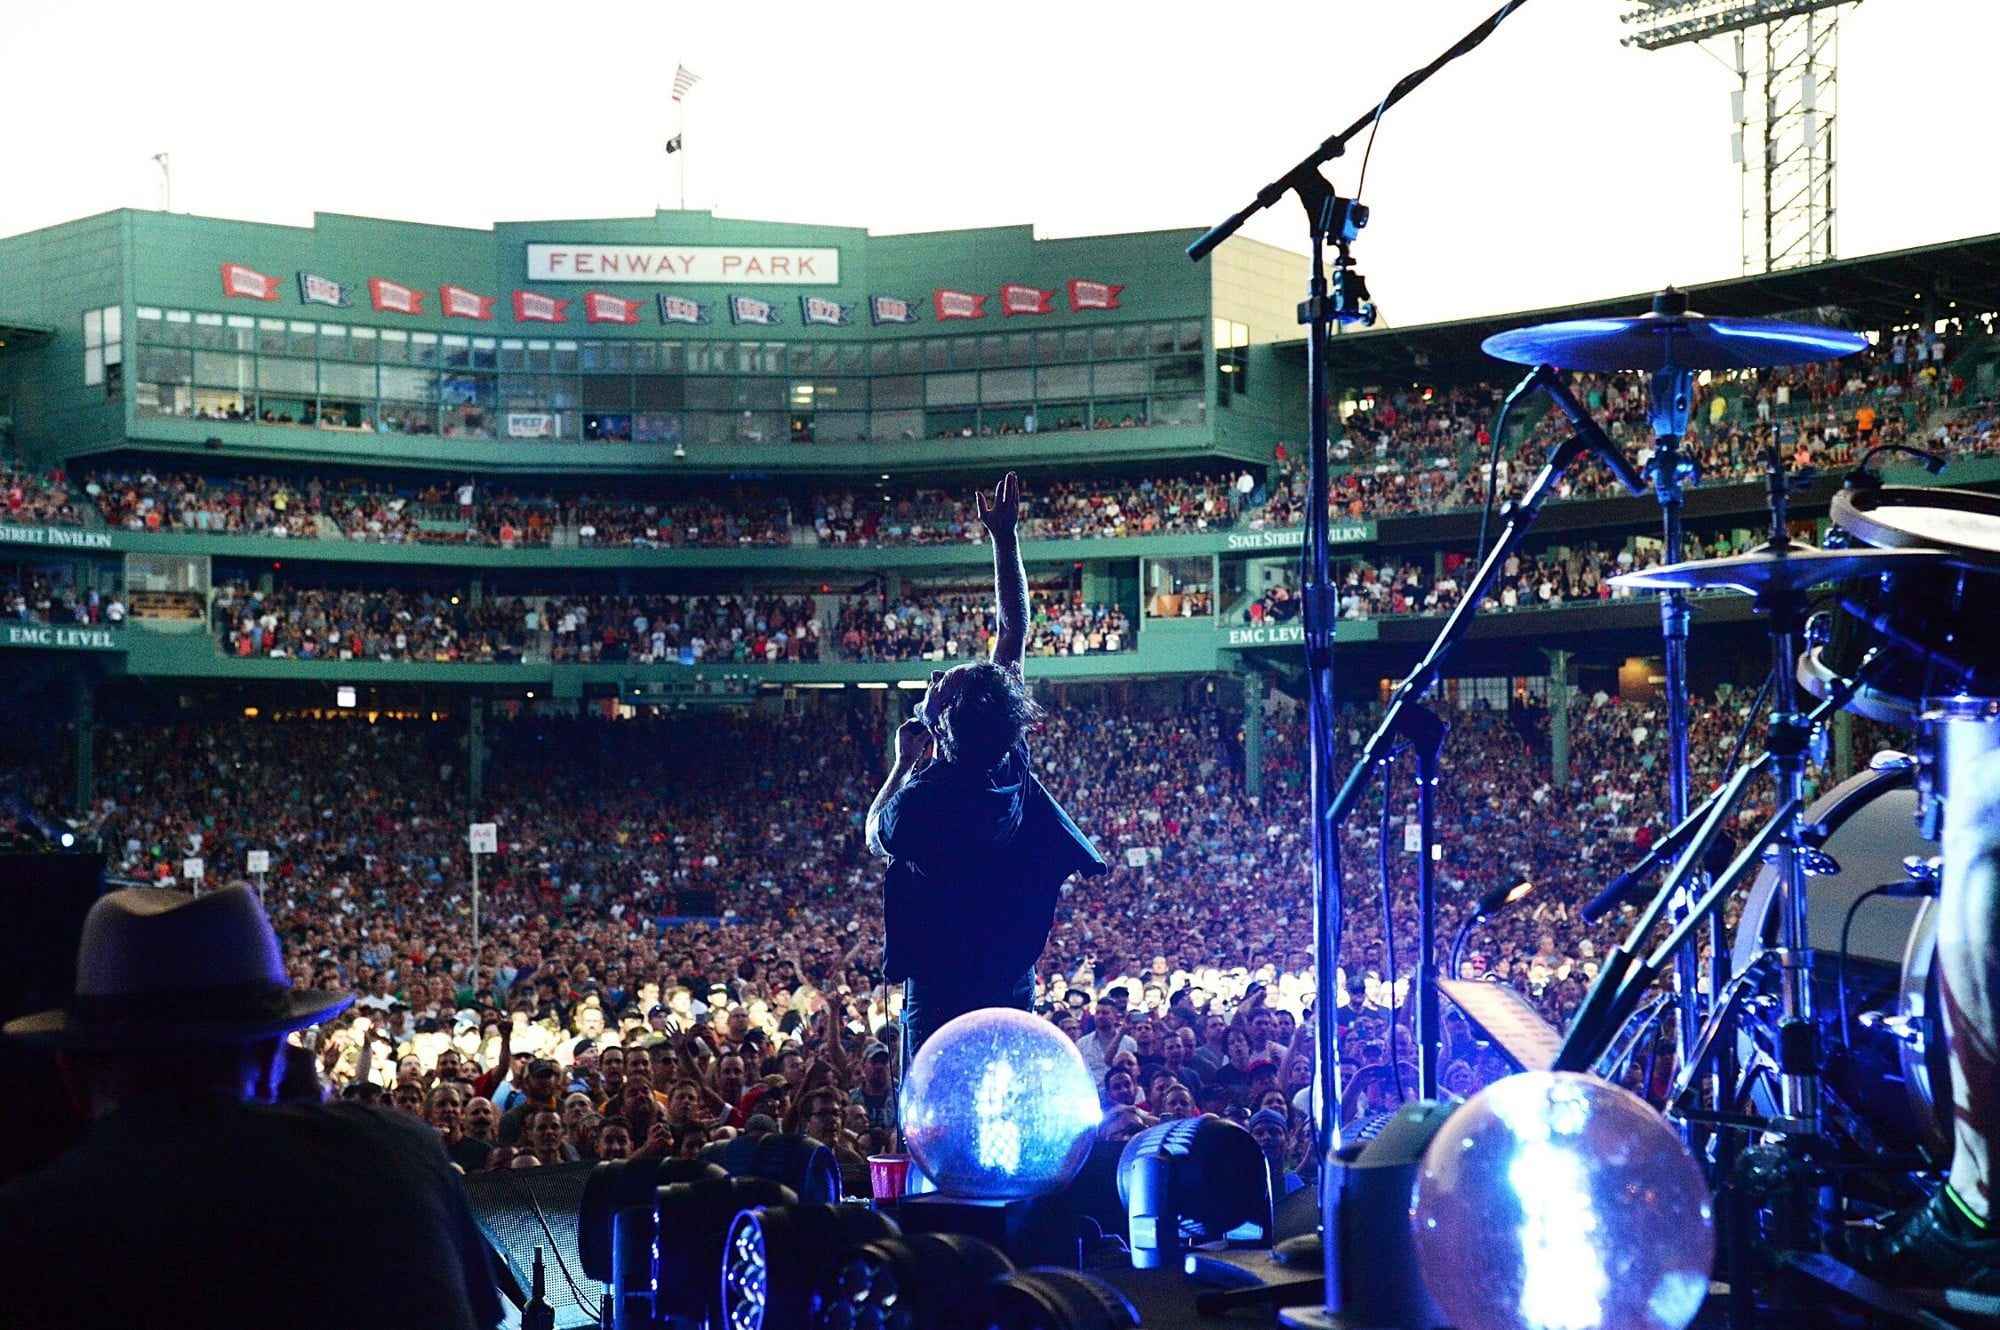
[1609,545,1955,595]
[1481,289,1870,372]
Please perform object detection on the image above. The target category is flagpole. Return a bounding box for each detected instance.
[676,98,687,212]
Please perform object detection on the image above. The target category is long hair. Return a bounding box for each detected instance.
[934,661,1041,771]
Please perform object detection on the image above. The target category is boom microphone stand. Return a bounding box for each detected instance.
[1188,10,1532,1324]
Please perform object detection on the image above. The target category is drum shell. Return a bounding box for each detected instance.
[1819,485,2000,721]
[1813,561,1994,724]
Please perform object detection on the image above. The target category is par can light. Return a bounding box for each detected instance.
[654,1176,797,1322]
[578,1158,723,1282]
[721,1203,899,1330]
[810,1232,1015,1330]
[702,1131,843,1204]
[944,1268,1139,1330]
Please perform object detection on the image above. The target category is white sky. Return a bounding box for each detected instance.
[3,0,1994,327]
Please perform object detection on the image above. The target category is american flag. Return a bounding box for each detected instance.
[671,64,701,102]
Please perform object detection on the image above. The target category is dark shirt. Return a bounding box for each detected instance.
[878,741,1107,992]
[447,1132,495,1171]
[0,1092,502,1330]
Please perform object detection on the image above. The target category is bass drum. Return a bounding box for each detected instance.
[1731,763,1949,1166]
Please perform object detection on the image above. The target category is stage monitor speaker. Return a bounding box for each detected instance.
[0,852,106,1185]
[461,1159,600,1328]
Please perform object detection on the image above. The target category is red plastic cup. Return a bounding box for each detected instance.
[867,1153,911,1203]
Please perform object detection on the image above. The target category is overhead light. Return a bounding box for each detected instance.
[856,682,888,690]
[336,686,357,709]
[895,680,928,690]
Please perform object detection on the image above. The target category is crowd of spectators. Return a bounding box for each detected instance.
[540,594,822,664]
[833,589,1133,661]
[0,670,1898,1177]
[807,473,1252,547]
[1239,529,1752,623]
[3,463,82,526]
[88,470,330,538]
[214,583,530,662]
[1,564,120,627]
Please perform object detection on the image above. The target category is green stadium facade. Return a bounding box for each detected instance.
[0,209,1995,759]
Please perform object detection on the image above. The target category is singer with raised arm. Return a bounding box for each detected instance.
[867,472,1109,1057]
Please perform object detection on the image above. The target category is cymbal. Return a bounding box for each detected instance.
[1481,290,1870,372]
[1609,545,1956,595]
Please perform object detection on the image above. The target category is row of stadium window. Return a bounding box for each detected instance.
[121,307,1215,442]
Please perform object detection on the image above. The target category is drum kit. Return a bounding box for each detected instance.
[1471,295,2000,1312]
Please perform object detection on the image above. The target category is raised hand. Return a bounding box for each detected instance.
[976,471,1021,540]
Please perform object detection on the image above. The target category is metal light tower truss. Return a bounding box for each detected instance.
[1621,0,1862,274]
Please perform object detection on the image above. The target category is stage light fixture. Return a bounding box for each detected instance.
[577,1158,722,1282]
[1412,1072,1713,1330]
[700,1132,842,1204]
[1115,1117,1270,1269]
[1620,0,1855,49]
[652,1176,797,1323]
[721,1203,899,1330]
[810,1232,1015,1330]
[902,1007,1102,1199]
[943,1268,1140,1330]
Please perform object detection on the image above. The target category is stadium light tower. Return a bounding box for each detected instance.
[1621,0,1860,274]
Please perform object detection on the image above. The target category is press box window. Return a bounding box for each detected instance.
[1214,319,1248,402]
[83,306,123,394]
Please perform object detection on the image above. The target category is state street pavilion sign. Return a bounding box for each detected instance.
[525,245,840,284]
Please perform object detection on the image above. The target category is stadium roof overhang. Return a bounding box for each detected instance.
[0,318,53,351]
[1279,231,2000,383]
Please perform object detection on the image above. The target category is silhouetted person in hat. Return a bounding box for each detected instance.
[0,883,502,1329]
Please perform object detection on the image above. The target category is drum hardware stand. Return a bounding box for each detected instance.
[1558,653,1884,1079]
[1638,305,1712,1099]
[1187,12,1539,1325]
[1327,363,1647,1085]
[1757,444,1828,1147]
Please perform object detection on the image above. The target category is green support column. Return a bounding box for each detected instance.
[468,577,483,609]
[1543,648,1573,789]
[885,570,903,600]
[1242,672,1264,801]
[73,670,94,819]
[1832,708,1855,782]
[468,697,485,812]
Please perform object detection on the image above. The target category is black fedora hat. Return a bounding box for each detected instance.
[4,883,353,1048]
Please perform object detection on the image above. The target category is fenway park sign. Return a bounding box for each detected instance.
[525,245,840,285]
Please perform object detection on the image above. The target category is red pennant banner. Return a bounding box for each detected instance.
[368,278,425,315]
[583,291,643,325]
[220,263,281,301]
[440,285,496,320]
[1067,279,1124,312]
[934,289,987,321]
[1000,284,1055,316]
[512,290,570,323]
